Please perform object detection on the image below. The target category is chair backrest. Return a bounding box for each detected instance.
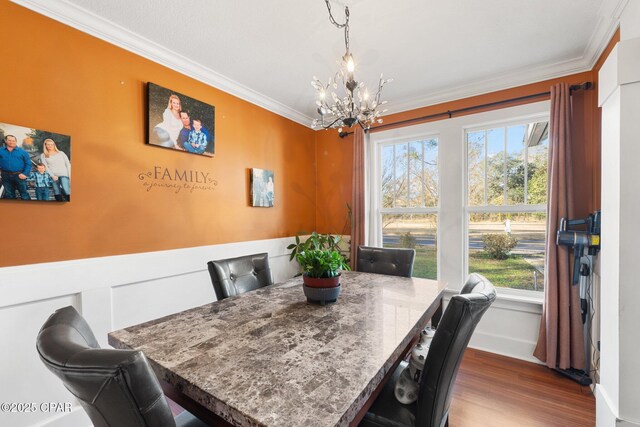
[416,273,496,427]
[36,306,175,427]
[207,252,273,301]
[356,246,416,277]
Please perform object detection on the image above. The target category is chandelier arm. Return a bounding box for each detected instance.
[327,117,344,128]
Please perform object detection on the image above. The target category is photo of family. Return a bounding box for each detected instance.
[147,82,215,156]
[0,122,71,202]
[251,168,274,207]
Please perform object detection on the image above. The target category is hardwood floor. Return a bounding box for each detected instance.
[450,349,595,427]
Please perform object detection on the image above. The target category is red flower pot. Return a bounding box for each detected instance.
[302,273,341,288]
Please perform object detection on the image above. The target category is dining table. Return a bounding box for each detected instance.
[108,271,447,427]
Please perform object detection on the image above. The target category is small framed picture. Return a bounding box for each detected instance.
[147,82,215,156]
[0,122,71,202]
[250,168,274,207]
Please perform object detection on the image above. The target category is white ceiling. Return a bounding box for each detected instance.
[14,0,624,127]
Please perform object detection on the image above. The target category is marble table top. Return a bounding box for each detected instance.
[108,271,446,427]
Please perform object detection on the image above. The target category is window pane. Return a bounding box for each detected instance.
[467,131,485,206]
[423,139,438,207]
[486,128,505,205]
[381,145,394,208]
[408,141,422,207]
[526,121,549,205]
[395,144,408,207]
[382,214,437,280]
[468,212,546,291]
[506,125,525,204]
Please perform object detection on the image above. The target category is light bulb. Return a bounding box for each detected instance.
[319,90,326,100]
[343,53,355,73]
[347,56,355,73]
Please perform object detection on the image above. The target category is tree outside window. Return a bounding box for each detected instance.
[466,120,548,292]
[380,138,438,280]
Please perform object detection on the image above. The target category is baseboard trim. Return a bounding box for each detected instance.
[469,330,541,364]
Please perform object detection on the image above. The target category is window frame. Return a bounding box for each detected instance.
[374,132,441,279]
[463,113,549,296]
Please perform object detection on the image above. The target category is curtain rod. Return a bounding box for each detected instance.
[338,81,593,138]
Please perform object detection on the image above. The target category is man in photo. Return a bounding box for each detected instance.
[176,110,191,150]
[0,134,32,200]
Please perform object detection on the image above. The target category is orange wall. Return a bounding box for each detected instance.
[315,129,353,234]
[316,31,621,233]
[0,2,316,267]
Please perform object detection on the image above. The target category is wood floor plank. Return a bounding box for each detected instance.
[449,349,595,427]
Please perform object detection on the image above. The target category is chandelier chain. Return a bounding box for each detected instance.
[324,0,349,52]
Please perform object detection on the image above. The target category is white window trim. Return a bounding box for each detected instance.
[366,101,550,306]
[368,128,441,279]
[463,112,550,298]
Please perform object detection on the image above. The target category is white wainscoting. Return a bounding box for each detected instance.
[0,235,547,426]
[441,291,544,364]
[0,237,298,427]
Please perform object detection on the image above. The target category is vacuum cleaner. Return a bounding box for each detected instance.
[555,210,600,386]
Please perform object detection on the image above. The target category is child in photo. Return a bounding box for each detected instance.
[29,163,54,201]
[185,119,208,154]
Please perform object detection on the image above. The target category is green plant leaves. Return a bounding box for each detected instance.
[482,233,518,260]
[288,232,351,278]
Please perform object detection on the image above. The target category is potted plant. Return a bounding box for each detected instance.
[296,248,349,288]
[287,232,350,304]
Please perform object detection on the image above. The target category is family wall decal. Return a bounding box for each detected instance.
[138,166,217,194]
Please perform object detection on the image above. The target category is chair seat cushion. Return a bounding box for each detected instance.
[360,361,416,427]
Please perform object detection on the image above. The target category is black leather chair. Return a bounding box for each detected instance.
[207,252,273,301]
[360,273,497,427]
[356,246,416,277]
[36,306,206,427]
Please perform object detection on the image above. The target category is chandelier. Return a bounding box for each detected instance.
[311,0,391,133]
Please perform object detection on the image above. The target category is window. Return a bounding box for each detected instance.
[466,119,548,292]
[379,137,438,280]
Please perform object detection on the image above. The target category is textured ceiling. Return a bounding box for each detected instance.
[14,0,621,127]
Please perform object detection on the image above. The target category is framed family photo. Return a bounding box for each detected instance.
[0,122,71,202]
[147,82,216,156]
[250,168,274,207]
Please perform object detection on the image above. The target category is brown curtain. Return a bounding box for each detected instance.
[350,127,365,270]
[533,83,585,370]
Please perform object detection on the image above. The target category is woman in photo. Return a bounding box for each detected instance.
[153,94,183,148]
[40,138,71,201]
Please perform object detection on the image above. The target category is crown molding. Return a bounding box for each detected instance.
[581,0,627,68]
[10,0,314,128]
[386,0,624,118]
[385,56,591,116]
[11,0,624,129]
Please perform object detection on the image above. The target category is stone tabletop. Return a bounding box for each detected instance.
[108,271,446,427]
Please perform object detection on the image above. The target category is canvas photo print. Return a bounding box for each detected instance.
[147,82,215,156]
[0,122,71,202]
[251,168,274,207]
